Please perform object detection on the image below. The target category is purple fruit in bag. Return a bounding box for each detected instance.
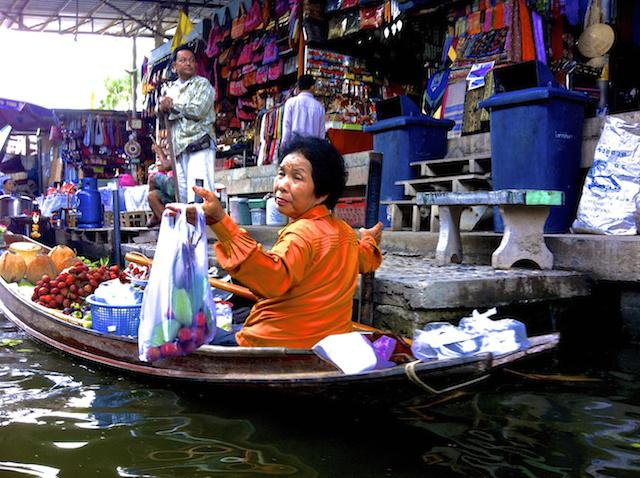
[173,243,195,290]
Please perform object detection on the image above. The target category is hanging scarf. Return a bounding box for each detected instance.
[532,11,547,63]
[94,116,105,146]
[83,114,93,147]
[424,69,450,116]
[519,0,536,61]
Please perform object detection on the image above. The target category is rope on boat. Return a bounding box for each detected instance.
[404,360,491,395]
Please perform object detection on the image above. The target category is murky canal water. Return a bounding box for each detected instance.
[2,315,640,478]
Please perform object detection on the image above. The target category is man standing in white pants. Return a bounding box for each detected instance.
[158,44,216,204]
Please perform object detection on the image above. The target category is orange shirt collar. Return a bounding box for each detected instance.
[289,204,330,224]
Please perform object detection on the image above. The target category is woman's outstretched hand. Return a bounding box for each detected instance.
[165,186,226,226]
[359,221,383,245]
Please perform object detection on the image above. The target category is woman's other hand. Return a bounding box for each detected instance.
[359,221,383,245]
[165,186,226,226]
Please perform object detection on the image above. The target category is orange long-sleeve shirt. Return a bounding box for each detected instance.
[211,205,382,348]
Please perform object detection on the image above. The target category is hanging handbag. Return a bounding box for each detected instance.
[267,59,283,81]
[256,65,269,84]
[243,69,257,88]
[237,105,256,121]
[206,21,222,57]
[261,0,272,25]
[359,4,383,29]
[218,46,232,65]
[262,35,279,64]
[244,0,263,32]
[231,2,247,39]
[275,0,289,17]
[237,41,254,65]
[229,79,249,96]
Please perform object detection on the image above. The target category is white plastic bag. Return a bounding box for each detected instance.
[138,206,216,362]
[572,116,640,235]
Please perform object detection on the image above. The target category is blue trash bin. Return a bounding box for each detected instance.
[479,87,590,233]
[364,116,454,225]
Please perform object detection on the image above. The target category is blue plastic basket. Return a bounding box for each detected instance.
[86,294,142,337]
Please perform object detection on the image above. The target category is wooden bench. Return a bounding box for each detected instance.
[416,190,564,270]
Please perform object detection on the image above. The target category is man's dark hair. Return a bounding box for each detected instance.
[279,134,347,210]
[172,44,195,63]
[297,74,316,91]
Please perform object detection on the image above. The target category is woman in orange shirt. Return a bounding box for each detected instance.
[174,135,383,348]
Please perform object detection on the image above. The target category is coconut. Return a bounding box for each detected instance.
[0,251,27,283]
[25,255,57,285]
[48,245,76,273]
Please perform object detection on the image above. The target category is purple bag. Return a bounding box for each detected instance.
[206,24,221,57]
[267,59,283,81]
[275,0,289,17]
[244,0,263,32]
[262,35,279,64]
[256,65,269,84]
[237,42,253,66]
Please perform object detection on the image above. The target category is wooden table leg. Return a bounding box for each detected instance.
[435,206,463,265]
[492,205,554,270]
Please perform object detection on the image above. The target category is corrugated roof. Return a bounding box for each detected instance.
[0,0,228,38]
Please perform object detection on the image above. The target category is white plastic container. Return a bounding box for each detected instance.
[250,208,266,225]
[229,197,251,225]
[266,197,287,226]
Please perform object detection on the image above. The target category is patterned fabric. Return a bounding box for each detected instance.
[164,75,216,156]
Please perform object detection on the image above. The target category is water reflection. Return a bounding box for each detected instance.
[399,386,640,477]
[4,313,640,477]
[0,318,317,477]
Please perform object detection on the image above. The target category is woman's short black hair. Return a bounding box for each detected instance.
[279,134,347,210]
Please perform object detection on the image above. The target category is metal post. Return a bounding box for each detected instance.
[358,153,382,326]
[112,188,122,267]
[131,36,138,118]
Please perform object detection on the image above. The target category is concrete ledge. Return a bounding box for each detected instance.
[215,151,380,196]
[238,227,639,282]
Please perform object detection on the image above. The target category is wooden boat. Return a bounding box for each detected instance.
[0,233,559,399]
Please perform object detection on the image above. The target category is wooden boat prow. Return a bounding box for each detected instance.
[0,234,560,398]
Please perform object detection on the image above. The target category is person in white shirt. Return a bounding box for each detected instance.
[281,75,325,147]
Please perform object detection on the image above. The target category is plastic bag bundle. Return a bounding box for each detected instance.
[572,117,640,235]
[138,206,216,362]
[411,308,530,361]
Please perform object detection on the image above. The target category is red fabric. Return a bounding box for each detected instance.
[326,129,373,155]
[519,0,536,61]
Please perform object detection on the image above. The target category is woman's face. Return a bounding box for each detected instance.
[273,152,328,219]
